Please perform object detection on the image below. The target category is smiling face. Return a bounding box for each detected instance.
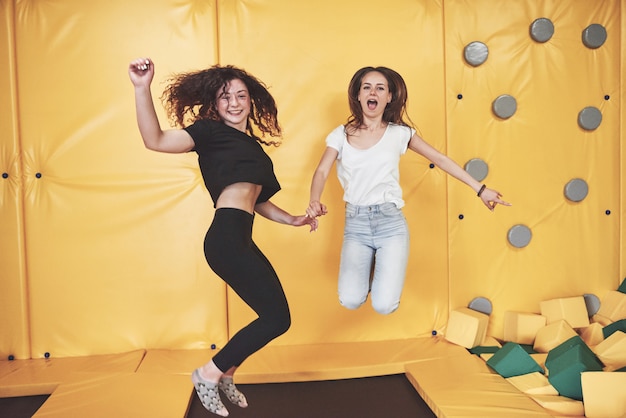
[358,71,392,119]
[215,78,251,132]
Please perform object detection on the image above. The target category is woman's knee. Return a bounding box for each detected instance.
[339,294,367,310]
[262,307,291,337]
[371,299,399,315]
[275,312,291,336]
[371,289,401,315]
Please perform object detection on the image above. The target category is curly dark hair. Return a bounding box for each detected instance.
[345,66,415,134]
[161,65,281,146]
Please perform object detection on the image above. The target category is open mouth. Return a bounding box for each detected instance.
[367,99,378,110]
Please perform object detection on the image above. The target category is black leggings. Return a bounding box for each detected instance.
[204,207,291,372]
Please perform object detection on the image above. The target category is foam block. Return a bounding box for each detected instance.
[468,336,501,355]
[546,344,603,400]
[481,336,502,347]
[519,344,538,354]
[603,319,626,339]
[529,394,585,416]
[469,346,499,356]
[533,320,578,353]
[540,296,589,328]
[592,313,613,326]
[545,336,602,373]
[503,311,546,345]
[581,371,626,418]
[486,342,544,378]
[597,290,626,321]
[444,307,489,349]
[506,371,558,395]
[530,353,548,372]
[579,322,605,346]
[593,331,626,370]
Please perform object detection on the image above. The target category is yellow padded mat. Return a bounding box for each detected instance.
[405,351,556,417]
[137,338,469,383]
[0,350,145,397]
[32,372,192,418]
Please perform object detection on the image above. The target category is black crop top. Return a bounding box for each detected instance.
[184,119,281,207]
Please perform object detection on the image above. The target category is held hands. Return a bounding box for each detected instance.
[292,214,319,232]
[306,200,327,218]
[298,200,327,233]
[128,58,154,87]
[479,186,512,211]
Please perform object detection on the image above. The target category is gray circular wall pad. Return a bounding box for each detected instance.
[582,24,607,49]
[492,94,517,119]
[564,178,589,202]
[530,18,554,43]
[464,41,489,66]
[508,224,532,248]
[464,158,489,182]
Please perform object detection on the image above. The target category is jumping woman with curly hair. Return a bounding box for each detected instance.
[129,58,317,417]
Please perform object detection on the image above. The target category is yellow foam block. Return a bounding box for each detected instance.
[32,372,192,418]
[0,350,145,397]
[480,353,494,362]
[540,296,590,328]
[579,322,605,346]
[503,311,546,344]
[591,313,613,326]
[506,372,558,395]
[533,320,578,353]
[530,353,548,372]
[597,290,626,322]
[593,331,626,369]
[529,394,584,416]
[445,308,489,349]
[481,336,502,348]
[581,371,626,418]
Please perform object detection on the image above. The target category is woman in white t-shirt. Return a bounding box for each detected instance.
[307,66,511,314]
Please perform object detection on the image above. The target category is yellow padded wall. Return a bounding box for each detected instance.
[0,0,29,359]
[217,0,450,344]
[445,0,620,338]
[0,0,623,366]
[622,2,626,289]
[12,0,227,358]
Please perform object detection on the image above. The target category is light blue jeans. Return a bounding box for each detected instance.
[338,202,410,314]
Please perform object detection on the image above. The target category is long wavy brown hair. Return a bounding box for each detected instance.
[345,66,415,135]
[161,65,282,146]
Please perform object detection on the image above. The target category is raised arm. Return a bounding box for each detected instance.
[128,58,194,154]
[307,146,338,218]
[408,133,511,210]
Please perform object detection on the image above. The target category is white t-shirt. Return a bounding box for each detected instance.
[325,123,414,208]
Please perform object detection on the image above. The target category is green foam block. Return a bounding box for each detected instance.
[545,335,602,371]
[603,319,626,338]
[547,344,603,400]
[486,342,544,378]
[468,345,500,355]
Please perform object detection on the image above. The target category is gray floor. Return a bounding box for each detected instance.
[0,374,437,418]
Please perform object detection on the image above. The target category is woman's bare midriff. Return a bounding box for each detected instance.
[215,182,262,215]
